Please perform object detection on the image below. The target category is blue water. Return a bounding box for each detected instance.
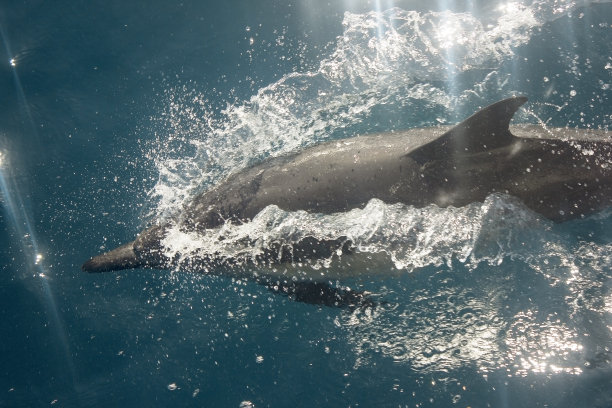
[1,1,611,407]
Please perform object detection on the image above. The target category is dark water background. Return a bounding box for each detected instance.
[1,1,611,407]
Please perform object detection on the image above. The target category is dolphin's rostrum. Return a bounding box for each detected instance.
[83,97,612,302]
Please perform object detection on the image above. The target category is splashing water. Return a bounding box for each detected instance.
[141,1,612,380]
[143,1,609,270]
[145,1,609,212]
[159,194,554,279]
[144,5,551,216]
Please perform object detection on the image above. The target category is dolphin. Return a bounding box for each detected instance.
[82,96,611,304]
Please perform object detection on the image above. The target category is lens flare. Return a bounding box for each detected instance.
[0,24,78,388]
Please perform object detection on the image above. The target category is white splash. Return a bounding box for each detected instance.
[146,3,565,219]
[159,194,552,280]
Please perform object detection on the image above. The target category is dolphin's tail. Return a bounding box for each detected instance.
[82,241,142,273]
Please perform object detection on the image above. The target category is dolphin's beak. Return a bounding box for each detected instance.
[82,241,141,272]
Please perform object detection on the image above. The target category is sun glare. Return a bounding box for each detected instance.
[498,2,520,14]
[436,23,462,49]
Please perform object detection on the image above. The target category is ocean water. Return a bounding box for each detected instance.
[1,1,611,407]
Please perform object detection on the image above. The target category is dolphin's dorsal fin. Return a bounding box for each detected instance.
[410,96,527,164]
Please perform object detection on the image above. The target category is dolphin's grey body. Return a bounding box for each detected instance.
[83,97,612,279]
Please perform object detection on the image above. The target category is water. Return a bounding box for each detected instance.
[1,1,611,407]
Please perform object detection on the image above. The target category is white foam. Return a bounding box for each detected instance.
[158,194,553,280]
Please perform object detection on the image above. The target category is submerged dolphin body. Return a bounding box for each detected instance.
[83,97,612,289]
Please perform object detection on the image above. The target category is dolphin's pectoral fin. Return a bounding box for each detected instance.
[262,279,376,309]
[409,96,528,165]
